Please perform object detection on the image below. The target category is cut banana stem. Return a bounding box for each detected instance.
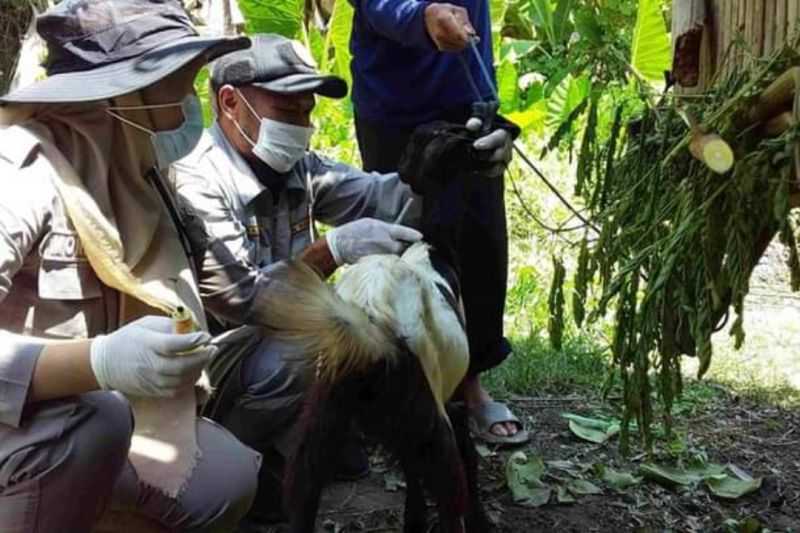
[677,109,735,174]
[746,67,800,126]
[689,129,734,174]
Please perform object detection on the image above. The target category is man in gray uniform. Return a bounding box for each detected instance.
[173,34,512,523]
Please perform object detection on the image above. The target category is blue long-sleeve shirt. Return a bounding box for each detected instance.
[350,0,496,127]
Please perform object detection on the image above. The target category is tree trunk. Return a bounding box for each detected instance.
[671,0,708,87]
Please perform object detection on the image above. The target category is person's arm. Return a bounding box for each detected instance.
[308,153,421,228]
[0,159,67,426]
[175,166,338,324]
[31,339,97,401]
[299,238,339,279]
[356,0,474,51]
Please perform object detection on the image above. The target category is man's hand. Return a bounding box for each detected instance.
[424,3,475,52]
[326,218,423,265]
[90,316,214,397]
[467,118,513,178]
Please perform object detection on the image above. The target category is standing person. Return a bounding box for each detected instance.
[0,1,260,531]
[350,1,529,445]
[172,33,514,523]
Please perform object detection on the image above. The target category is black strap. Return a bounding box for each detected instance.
[146,167,198,278]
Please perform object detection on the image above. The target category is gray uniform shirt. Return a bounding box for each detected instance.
[173,122,418,327]
[0,125,121,428]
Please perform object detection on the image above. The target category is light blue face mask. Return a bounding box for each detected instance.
[107,94,204,169]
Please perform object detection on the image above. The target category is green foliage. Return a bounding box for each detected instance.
[238,0,304,37]
[572,41,800,450]
[483,333,609,397]
[323,0,354,90]
[630,0,671,82]
[194,67,213,127]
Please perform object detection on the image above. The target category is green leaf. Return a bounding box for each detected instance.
[528,0,555,46]
[567,479,603,496]
[505,451,552,507]
[706,475,762,499]
[556,484,576,503]
[194,66,213,127]
[601,467,642,491]
[497,59,519,113]
[324,0,354,91]
[630,0,671,82]
[508,99,547,134]
[239,0,304,37]
[705,466,763,500]
[545,75,590,132]
[639,463,696,487]
[490,0,509,55]
[574,9,602,45]
[639,462,726,488]
[552,0,573,44]
[561,413,620,444]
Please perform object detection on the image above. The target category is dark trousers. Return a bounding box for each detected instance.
[355,111,511,375]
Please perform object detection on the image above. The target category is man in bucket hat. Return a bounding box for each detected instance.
[0,1,260,531]
[173,33,513,524]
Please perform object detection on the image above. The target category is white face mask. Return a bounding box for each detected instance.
[107,94,204,169]
[233,89,314,173]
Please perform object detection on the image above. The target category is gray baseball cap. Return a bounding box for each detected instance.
[210,34,347,98]
[0,0,250,104]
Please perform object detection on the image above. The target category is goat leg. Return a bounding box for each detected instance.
[446,403,491,533]
[284,382,344,533]
[399,454,428,533]
[422,417,469,533]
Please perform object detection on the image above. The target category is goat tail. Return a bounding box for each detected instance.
[251,260,398,382]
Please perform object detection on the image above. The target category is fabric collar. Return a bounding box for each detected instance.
[208,121,307,212]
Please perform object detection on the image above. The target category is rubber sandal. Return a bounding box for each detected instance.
[468,400,530,447]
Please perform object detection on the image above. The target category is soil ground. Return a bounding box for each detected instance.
[253,242,800,533]
[272,392,799,533]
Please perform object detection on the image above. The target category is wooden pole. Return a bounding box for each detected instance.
[222,0,233,35]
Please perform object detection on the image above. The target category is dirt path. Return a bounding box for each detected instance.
[278,392,799,533]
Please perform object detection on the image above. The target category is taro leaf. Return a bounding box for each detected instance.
[567,479,603,496]
[561,413,620,444]
[239,0,303,37]
[557,484,576,504]
[505,451,552,507]
[639,462,726,489]
[630,0,671,83]
[639,463,697,487]
[602,467,642,491]
[324,0,354,90]
[705,466,763,500]
[383,471,405,492]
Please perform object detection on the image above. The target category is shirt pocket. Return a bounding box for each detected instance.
[37,231,102,301]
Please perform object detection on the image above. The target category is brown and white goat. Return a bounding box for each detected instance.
[253,122,502,533]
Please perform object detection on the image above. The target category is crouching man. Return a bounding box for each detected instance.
[173,34,511,524]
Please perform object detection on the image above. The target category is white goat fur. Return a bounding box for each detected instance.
[259,242,469,414]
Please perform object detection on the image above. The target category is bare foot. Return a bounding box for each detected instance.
[461,374,519,437]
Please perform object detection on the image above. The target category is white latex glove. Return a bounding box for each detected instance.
[90,315,214,397]
[466,118,513,175]
[326,217,423,265]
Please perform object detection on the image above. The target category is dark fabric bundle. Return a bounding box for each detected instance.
[397,118,518,375]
